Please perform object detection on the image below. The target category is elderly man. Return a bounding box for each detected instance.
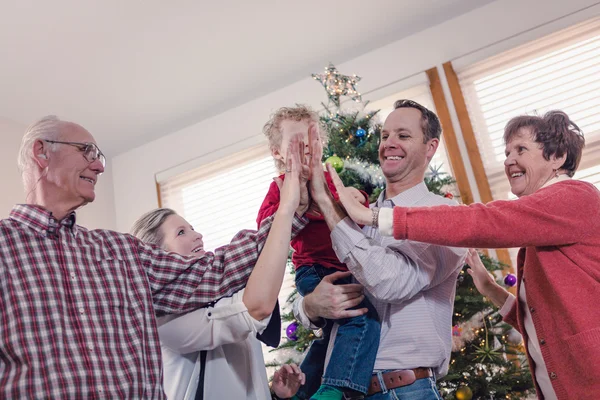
[294,100,467,400]
[0,116,308,398]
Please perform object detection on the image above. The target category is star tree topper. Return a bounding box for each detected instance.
[312,63,362,108]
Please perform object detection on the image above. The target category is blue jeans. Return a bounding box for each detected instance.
[295,264,381,398]
[367,372,442,400]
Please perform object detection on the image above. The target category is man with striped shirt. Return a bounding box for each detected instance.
[294,100,467,400]
[0,116,308,398]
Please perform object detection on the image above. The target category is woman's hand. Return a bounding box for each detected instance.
[466,249,497,294]
[327,163,372,226]
[466,249,510,308]
[277,134,310,216]
[271,363,306,399]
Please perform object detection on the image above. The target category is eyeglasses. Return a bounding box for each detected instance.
[44,140,106,168]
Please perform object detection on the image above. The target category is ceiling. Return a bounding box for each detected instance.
[0,0,492,156]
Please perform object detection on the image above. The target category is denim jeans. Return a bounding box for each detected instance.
[366,372,442,400]
[295,264,381,399]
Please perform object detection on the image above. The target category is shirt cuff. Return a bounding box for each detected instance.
[378,207,393,236]
[209,289,271,333]
[498,293,517,317]
[293,297,326,330]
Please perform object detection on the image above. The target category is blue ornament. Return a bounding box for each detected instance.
[355,127,366,137]
[504,273,517,287]
[286,321,299,341]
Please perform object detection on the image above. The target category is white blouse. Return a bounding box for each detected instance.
[157,289,272,400]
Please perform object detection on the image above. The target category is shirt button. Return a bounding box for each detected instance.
[88,344,94,351]
[207,312,212,317]
[98,386,103,393]
[540,339,546,345]
[549,372,557,380]
[529,307,535,313]
[70,273,76,280]
[79,307,85,314]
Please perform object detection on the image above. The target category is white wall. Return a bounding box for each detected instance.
[112,0,600,232]
[1,118,28,218]
[0,116,117,230]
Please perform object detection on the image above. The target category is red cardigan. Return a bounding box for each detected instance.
[392,180,600,400]
[257,172,368,271]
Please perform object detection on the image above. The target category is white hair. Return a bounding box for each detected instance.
[17,115,64,176]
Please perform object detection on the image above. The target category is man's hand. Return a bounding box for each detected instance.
[303,271,367,321]
[271,363,305,399]
[327,163,372,226]
[345,187,367,205]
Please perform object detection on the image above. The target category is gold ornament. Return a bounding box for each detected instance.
[455,386,473,400]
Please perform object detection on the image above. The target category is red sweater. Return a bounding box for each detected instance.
[257,172,367,271]
[392,180,600,400]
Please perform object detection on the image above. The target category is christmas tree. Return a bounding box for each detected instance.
[268,64,535,399]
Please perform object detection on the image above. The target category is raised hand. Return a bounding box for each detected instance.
[466,249,510,308]
[307,123,331,205]
[326,163,372,226]
[276,134,310,216]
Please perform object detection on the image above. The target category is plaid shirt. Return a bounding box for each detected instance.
[0,204,307,399]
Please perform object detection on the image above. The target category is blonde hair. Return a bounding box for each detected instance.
[262,105,328,170]
[131,208,177,247]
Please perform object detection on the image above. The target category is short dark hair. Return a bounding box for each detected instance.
[393,99,442,143]
[504,110,585,177]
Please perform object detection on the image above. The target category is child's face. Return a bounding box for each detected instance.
[272,119,312,165]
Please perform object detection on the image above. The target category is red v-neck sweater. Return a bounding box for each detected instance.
[392,180,600,400]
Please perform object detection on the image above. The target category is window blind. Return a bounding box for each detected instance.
[457,16,600,200]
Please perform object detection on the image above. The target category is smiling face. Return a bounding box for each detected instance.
[379,107,438,187]
[504,128,565,197]
[160,214,205,257]
[41,123,105,208]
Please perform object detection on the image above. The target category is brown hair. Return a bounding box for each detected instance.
[393,99,442,143]
[504,110,585,177]
[262,105,328,170]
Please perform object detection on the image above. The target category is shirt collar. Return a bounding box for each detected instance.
[10,204,78,236]
[540,174,571,190]
[375,181,430,207]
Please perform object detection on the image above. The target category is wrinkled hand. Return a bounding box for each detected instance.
[466,249,499,297]
[303,271,367,321]
[271,363,306,399]
[327,164,372,226]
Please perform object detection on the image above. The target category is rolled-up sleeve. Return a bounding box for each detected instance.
[158,289,271,354]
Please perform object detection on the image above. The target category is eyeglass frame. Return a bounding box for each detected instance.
[43,139,106,168]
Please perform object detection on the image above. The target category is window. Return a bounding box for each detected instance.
[159,145,277,251]
[457,17,600,200]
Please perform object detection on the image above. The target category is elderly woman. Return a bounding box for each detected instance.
[328,111,599,400]
[132,136,308,400]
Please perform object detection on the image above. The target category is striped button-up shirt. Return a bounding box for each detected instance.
[0,204,307,399]
[295,183,467,377]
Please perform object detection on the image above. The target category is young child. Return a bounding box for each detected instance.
[257,105,380,400]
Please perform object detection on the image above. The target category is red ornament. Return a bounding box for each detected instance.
[444,192,454,199]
